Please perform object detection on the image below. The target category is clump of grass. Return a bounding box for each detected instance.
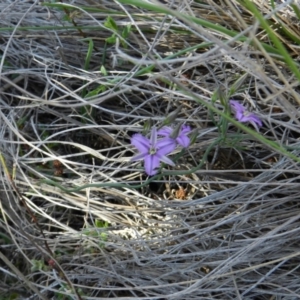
[0,0,300,299]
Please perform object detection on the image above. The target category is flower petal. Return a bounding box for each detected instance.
[230,100,245,114]
[131,152,147,162]
[159,155,175,167]
[131,134,150,153]
[180,125,191,134]
[156,138,176,155]
[236,110,246,122]
[150,127,157,146]
[157,126,172,137]
[249,121,260,132]
[230,100,262,130]
[144,154,160,176]
[238,114,251,123]
[249,115,262,127]
[248,115,262,131]
[239,113,262,126]
[176,135,190,148]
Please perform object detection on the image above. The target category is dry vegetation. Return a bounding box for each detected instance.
[1,0,300,299]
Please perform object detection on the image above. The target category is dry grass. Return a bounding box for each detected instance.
[1,0,300,299]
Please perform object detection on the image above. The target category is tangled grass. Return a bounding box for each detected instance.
[1,0,300,299]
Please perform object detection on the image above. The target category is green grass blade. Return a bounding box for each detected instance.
[237,0,300,82]
[116,0,282,56]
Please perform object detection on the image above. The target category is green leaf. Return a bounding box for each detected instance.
[100,65,107,76]
[122,24,132,39]
[228,73,248,96]
[0,232,12,244]
[104,16,118,31]
[85,85,107,98]
[160,105,182,128]
[95,219,109,228]
[277,22,300,46]
[83,38,94,71]
[62,14,71,22]
[211,89,219,105]
[291,4,300,20]
[189,130,198,145]
[31,259,45,271]
[106,35,116,44]
[143,118,153,134]
[134,65,155,76]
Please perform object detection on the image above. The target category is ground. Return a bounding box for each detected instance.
[0,0,300,299]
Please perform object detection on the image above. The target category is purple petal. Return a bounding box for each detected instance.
[249,121,260,132]
[176,135,190,148]
[239,113,262,126]
[248,115,262,131]
[238,114,251,123]
[156,138,176,155]
[131,134,150,153]
[150,127,157,146]
[230,100,245,114]
[131,152,147,162]
[159,155,175,167]
[230,100,262,130]
[144,154,160,175]
[249,115,262,127]
[158,125,191,148]
[180,125,191,134]
[157,126,172,137]
[235,110,246,122]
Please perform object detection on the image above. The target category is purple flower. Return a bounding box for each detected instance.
[229,100,262,131]
[158,125,191,148]
[131,127,176,176]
